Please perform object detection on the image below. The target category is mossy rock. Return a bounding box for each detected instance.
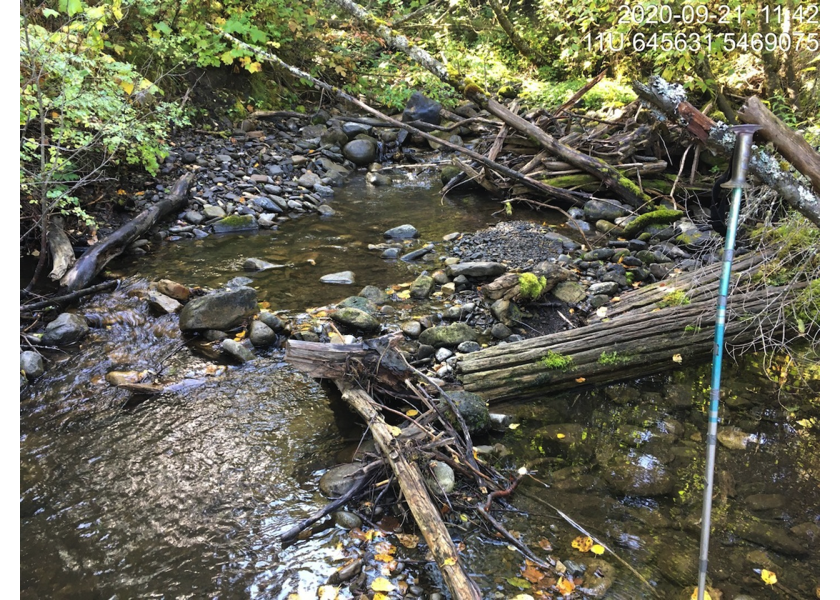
[623,209,683,238]
[213,214,259,234]
[443,391,490,433]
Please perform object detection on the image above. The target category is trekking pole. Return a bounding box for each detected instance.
[696,124,761,599]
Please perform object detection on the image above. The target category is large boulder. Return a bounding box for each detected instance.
[342,139,377,166]
[384,224,418,239]
[402,92,442,125]
[41,313,89,346]
[179,287,258,332]
[418,323,478,348]
[584,199,629,221]
[331,307,381,333]
[444,391,490,433]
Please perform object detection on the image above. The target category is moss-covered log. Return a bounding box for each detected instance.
[457,253,787,403]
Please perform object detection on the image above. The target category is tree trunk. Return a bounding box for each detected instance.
[633,76,819,227]
[457,253,792,403]
[487,0,542,64]
[60,173,194,291]
[693,53,737,124]
[737,96,819,195]
[47,216,75,281]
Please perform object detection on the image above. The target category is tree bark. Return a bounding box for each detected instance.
[737,96,819,194]
[487,0,542,64]
[60,173,194,291]
[47,216,75,281]
[457,253,791,403]
[633,76,819,227]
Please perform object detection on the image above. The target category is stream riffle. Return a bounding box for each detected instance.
[21,178,819,599]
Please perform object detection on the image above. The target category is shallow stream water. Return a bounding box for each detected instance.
[20,177,819,598]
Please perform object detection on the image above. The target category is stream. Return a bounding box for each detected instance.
[20,176,819,599]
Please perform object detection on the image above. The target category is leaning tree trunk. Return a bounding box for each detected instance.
[60,173,194,291]
[487,0,543,64]
[457,252,795,403]
[633,76,819,227]
[737,96,820,195]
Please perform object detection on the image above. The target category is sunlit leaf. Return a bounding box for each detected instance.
[761,569,778,585]
[690,588,712,600]
[388,425,402,437]
[596,306,608,318]
[442,557,457,566]
[571,536,593,552]
[575,377,586,383]
[370,577,395,592]
[556,433,566,439]
[509,423,520,430]
[673,353,683,363]
[507,577,531,589]
[522,562,545,583]
[405,409,419,417]
[591,544,605,555]
[317,584,339,599]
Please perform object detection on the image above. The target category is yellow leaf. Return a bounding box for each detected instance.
[673,353,683,364]
[375,553,394,562]
[690,588,712,600]
[370,577,395,592]
[405,409,419,417]
[388,425,402,437]
[575,377,586,383]
[591,544,605,555]
[509,423,520,430]
[556,577,575,594]
[318,585,339,600]
[442,557,457,566]
[556,433,566,439]
[396,290,411,300]
[571,536,593,552]
[761,569,777,585]
[373,594,389,600]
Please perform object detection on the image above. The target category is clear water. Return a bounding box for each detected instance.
[20,178,819,599]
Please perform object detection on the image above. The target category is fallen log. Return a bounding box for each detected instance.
[737,96,820,194]
[633,76,819,227]
[458,253,794,403]
[60,173,195,291]
[212,27,589,206]
[336,381,482,600]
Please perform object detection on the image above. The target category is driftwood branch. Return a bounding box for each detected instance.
[20,279,119,312]
[737,96,820,195]
[60,173,195,291]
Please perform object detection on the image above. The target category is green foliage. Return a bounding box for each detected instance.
[684,324,701,333]
[597,351,632,366]
[20,2,187,235]
[658,290,690,308]
[623,209,683,238]
[518,272,547,300]
[539,351,574,371]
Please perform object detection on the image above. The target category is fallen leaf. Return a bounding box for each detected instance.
[370,577,395,592]
[396,290,411,300]
[610,296,621,303]
[396,533,419,548]
[405,409,419,417]
[373,541,394,556]
[442,557,457,566]
[507,577,531,589]
[509,423,520,430]
[388,425,402,437]
[523,563,545,583]
[538,538,552,552]
[575,377,586,383]
[673,353,683,364]
[596,306,608,318]
[571,536,593,552]
[761,569,778,585]
[556,433,566,439]
[318,585,339,600]
[591,544,605,555]
[690,588,712,600]
[556,577,575,595]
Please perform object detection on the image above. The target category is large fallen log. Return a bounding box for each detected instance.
[458,253,796,403]
[633,76,819,227]
[60,173,194,291]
